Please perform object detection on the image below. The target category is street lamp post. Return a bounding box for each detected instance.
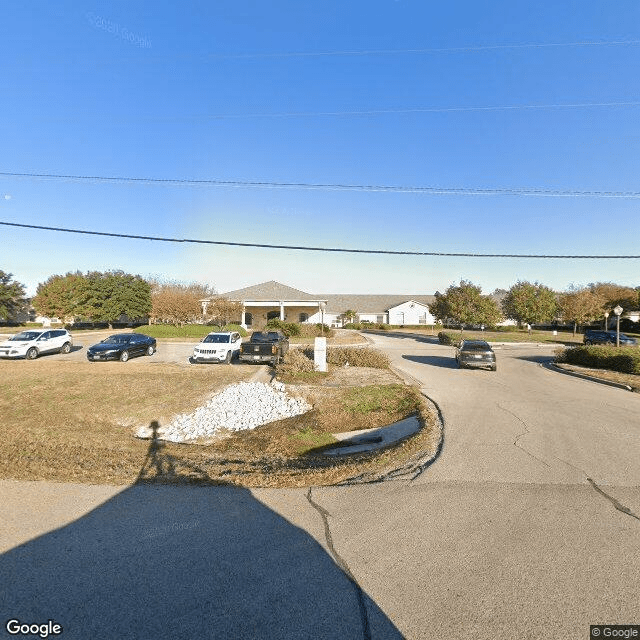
[613,305,623,347]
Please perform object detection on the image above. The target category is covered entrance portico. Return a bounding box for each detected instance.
[240,299,327,328]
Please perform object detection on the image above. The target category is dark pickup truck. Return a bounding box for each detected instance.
[238,330,289,365]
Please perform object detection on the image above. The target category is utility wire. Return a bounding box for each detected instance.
[20,100,640,121]
[1,221,638,259]
[202,39,640,59]
[1,171,640,198]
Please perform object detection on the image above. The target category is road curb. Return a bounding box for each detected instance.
[547,363,636,392]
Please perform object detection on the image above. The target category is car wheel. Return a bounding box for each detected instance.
[60,342,71,354]
[273,355,281,366]
[146,345,155,356]
[224,351,232,364]
[119,350,129,362]
[585,340,592,345]
[491,365,497,371]
[26,347,38,360]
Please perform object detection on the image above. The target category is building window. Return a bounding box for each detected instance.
[376,315,385,323]
[245,312,253,326]
[266,310,280,321]
[299,313,309,323]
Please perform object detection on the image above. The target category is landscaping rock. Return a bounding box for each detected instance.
[135,382,311,443]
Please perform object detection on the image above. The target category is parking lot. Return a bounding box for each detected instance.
[0,330,231,367]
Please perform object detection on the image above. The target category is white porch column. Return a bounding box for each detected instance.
[279,301,284,320]
[241,306,246,326]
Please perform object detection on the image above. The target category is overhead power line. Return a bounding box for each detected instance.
[1,171,640,198]
[205,39,640,60]
[21,100,640,121]
[1,221,639,259]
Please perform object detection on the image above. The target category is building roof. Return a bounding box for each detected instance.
[221,281,322,302]
[318,294,435,313]
[220,281,434,312]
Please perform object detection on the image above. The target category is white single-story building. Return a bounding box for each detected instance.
[202,281,436,329]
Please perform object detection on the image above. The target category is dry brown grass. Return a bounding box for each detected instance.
[0,359,440,488]
[554,363,640,391]
[0,359,252,484]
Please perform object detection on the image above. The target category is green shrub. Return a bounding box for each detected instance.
[495,325,520,332]
[556,345,640,374]
[302,346,390,369]
[343,322,363,330]
[266,319,301,336]
[438,331,459,345]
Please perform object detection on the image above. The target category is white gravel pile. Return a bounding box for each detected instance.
[135,381,311,443]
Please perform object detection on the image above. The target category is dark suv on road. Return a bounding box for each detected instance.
[583,329,637,346]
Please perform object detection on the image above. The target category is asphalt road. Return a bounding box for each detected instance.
[2,333,639,639]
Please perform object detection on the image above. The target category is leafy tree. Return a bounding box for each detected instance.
[34,270,151,326]
[588,282,637,313]
[431,280,502,328]
[151,280,214,326]
[502,281,557,326]
[81,271,152,326]
[340,309,358,325]
[0,271,26,321]
[559,287,605,335]
[32,272,87,321]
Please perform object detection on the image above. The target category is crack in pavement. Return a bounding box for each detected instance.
[306,488,371,640]
[551,455,640,523]
[497,404,551,468]
[587,478,640,522]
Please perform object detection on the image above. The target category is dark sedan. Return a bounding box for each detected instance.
[86,333,156,362]
[455,340,497,371]
[583,330,637,346]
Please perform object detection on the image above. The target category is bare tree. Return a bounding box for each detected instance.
[207,296,244,326]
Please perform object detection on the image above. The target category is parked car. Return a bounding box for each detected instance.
[455,340,497,371]
[86,333,156,362]
[191,331,242,364]
[0,329,73,360]
[583,330,637,346]
[238,330,289,365]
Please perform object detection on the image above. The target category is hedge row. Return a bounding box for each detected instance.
[555,345,640,374]
[343,322,390,331]
[277,346,391,371]
[265,319,334,338]
[438,331,460,346]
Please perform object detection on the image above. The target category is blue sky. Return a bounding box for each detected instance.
[1,1,639,297]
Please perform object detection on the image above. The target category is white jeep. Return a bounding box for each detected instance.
[0,329,74,359]
[191,331,242,364]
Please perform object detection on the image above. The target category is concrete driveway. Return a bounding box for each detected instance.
[2,333,639,639]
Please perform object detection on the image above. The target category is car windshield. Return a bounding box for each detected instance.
[101,336,130,345]
[461,341,491,350]
[251,332,280,342]
[10,331,42,341]
[203,334,230,344]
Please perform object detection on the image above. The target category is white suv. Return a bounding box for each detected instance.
[191,331,241,364]
[0,329,74,359]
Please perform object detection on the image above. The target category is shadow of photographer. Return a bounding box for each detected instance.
[0,421,403,639]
